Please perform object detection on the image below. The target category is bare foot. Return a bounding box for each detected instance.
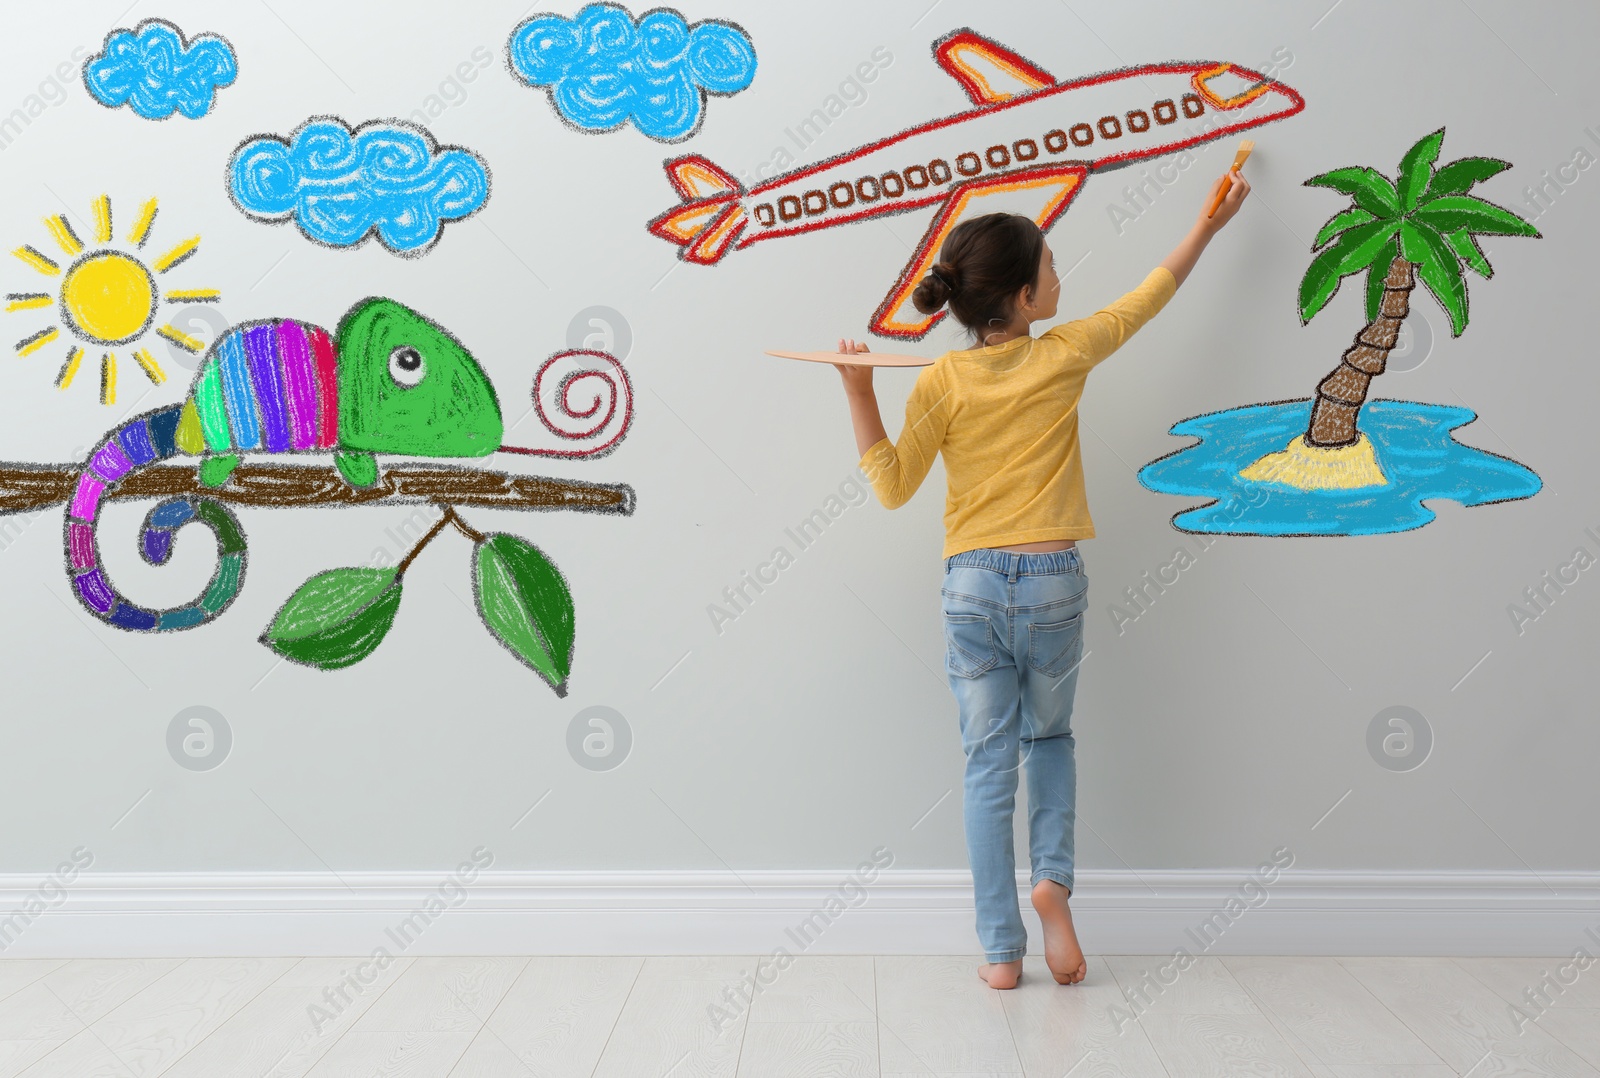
[1032,879,1086,984]
[977,960,1022,989]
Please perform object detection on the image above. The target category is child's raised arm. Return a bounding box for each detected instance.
[1160,169,1252,288]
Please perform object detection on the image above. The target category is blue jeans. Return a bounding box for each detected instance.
[941,546,1087,963]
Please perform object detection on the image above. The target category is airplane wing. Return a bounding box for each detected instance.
[934,30,1056,104]
[867,32,1075,338]
[870,163,1088,340]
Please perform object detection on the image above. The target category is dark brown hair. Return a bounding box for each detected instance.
[910,213,1045,342]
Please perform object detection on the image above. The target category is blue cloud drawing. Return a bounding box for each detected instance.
[84,19,237,120]
[227,118,491,257]
[509,4,757,142]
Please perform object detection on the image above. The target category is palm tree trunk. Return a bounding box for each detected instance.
[1305,255,1416,447]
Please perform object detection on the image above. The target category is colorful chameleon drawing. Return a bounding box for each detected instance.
[64,298,503,631]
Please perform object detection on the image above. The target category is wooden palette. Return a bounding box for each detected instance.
[764,349,933,368]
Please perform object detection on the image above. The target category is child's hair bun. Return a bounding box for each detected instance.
[912,261,961,315]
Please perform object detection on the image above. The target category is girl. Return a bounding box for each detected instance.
[834,169,1251,989]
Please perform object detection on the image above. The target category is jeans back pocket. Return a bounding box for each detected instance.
[943,612,998,678]
[1027,611,1084,678]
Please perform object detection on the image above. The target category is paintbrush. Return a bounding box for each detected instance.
[1206,140,1255,218]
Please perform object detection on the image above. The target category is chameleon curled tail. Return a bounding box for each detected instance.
[65,402,250,631]
[64,318,336,631]
[63,300,505,632]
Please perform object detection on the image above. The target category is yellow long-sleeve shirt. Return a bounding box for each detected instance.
[859,266,1177,558]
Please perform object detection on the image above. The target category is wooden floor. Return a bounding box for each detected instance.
[0,954,1595,1076]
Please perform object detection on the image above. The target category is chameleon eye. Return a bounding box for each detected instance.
[389,346,425,388]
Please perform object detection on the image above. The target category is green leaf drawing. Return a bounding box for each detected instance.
[473,533,575,696]
[261,567,403,670]
[1395,128,1446,212]
[1312,207,1377,251]
[1401,220,1470,336]
[1304,166,1400,217]
[1363,235,1401,322]
[1298,219,1402,323]
[1447,230,1493,278]
[1411,195,1542,237]
[1424,156,1511,199]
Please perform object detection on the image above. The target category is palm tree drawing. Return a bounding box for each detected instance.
[1239,128,1540,488]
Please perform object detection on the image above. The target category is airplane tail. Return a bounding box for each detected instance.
[647,155,748,265]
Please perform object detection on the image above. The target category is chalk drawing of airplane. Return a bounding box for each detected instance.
[649,29,1306,339]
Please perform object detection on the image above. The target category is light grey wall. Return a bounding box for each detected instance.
[1,0,1595,881]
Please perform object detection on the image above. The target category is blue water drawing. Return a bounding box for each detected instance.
[1137,399,1541,536]
[84,19,238,120]
[508,4,757,142]
[228,118,490,257]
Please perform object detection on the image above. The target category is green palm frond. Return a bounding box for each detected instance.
[1313,208,1376,250]
[1426,156,1512,198]
[1305,166,1399,217]
[1300,129,1540,334]
[1364,235,1401,321]
[1299,219,1402,323]
[1401,220,1469,336]
[1396,128,1446,211]
[1411,195,1541,237]
[1447,231,1492,278]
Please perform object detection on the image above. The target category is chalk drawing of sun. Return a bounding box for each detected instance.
[7,195,218,404]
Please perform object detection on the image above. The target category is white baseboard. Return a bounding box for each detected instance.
[1,869,1596,958]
